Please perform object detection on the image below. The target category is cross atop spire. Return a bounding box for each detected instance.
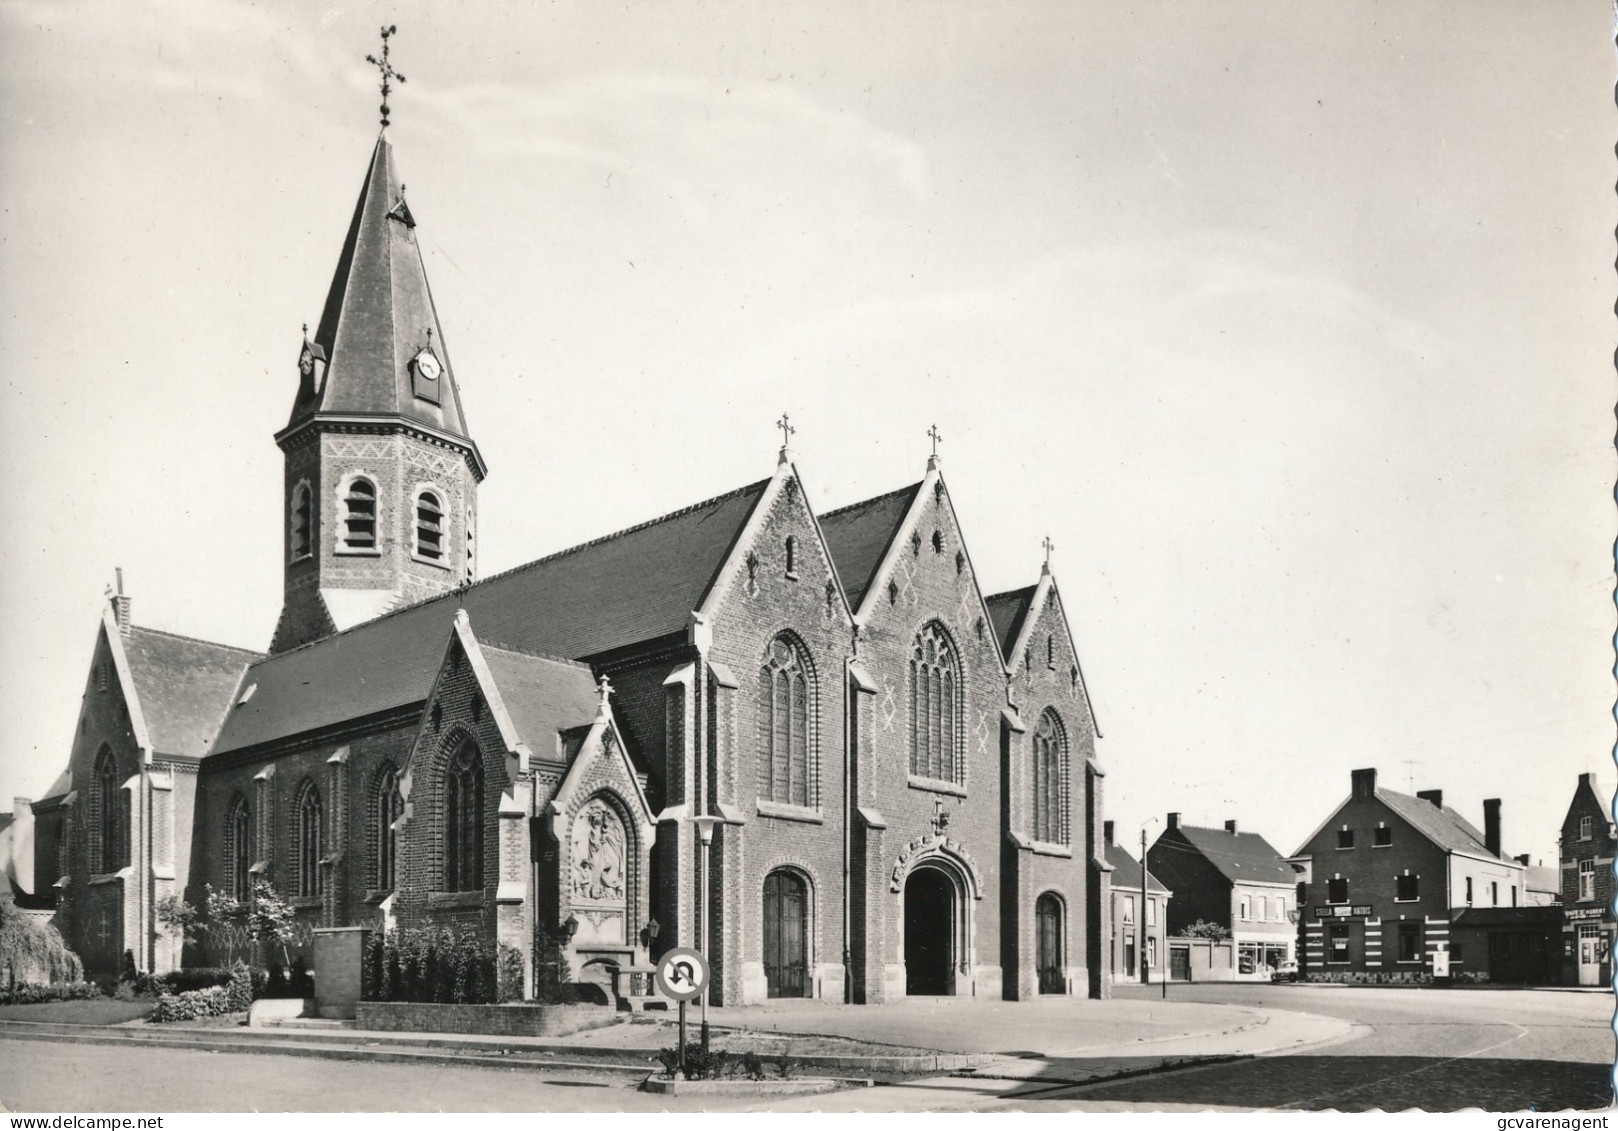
[365,25,406,129]
[927,423,943,457]
[777,413,796,449]
[1042,536,1055,573]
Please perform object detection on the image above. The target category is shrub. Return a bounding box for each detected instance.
[658,1044,735,1080]
[148,985,232,1023]
[118,950,138,986]
[740,1051,766,1081]
[363,928,501,1005]
[0,982,104,1005]
[773,1053,795,1079]
[496,944,524,1004]
[224,962,255,1012]
[264,962,289,999]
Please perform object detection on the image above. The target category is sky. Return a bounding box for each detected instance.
[0,0,1612,866]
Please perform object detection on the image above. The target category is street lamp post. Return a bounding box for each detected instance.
[691,815,721,1051]
[1140,828,1150,986]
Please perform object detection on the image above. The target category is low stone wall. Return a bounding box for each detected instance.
[354,1001,618,1038]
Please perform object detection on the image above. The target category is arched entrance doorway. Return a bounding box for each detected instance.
[904,865,958,995]
[762,869,808,998]
[1036,893,1064,994]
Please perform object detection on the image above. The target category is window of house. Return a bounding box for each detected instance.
[375,764,403,890]
[909,622,961,784]
[1121,894,1135,924]
[1255,897,1267,922]
[1580,858,1595,901]
[296,782,323,899]
[758,634,813,807]
[1398,922,1421,963]
[226,795,252,901]
[1580,815,1593,841]
[1373,825,1392,847]
[340,476,378,552]
[1030,708,1066,843]
[1327,876,1348,904]
[1465,876,1473,905]
[414,489,444,562]
[1328,923,1350,964]
[1490,881,1498,907]
[445,742,485,893]
[1337,827,1354,849]
[1240,895,1251,921]
[1510,884,1517,907]
[1147,897,1157,927]
[1395,873,1419,902]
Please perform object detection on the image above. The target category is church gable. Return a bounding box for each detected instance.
[1005,574,1097,738]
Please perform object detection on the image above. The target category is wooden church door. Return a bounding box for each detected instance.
[763,870,808,998]
[1036,893,1063,993]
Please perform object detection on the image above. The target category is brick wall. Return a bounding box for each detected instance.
[355,1000,615,1037]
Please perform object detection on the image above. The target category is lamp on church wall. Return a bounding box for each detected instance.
[562,913,579,943]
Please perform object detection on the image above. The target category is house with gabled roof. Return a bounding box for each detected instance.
[1147,814,1297,979]
[1103,821,1171,984]
[1291,767,1540,983]
[32,80,1113,1008]
[1556,772,1613,986]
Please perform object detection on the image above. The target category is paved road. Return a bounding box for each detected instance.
[1032,985,1614,1113]
[0,985,1608,1113]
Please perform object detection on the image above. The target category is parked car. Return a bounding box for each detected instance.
[1270,959,1299,982]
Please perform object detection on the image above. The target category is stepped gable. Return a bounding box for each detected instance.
[475,642,601,759]
[211,479,770,756]
[122,627,262,760]
[818,482,921,610]
[1174,823,1295,886]
[984,585,1037,662]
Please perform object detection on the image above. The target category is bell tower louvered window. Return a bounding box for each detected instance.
[414,489,444,562]
[290,481,313,561]
[340,477,378,553]
[909,622,961,783]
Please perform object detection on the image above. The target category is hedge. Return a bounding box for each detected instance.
[0,982,104,1005]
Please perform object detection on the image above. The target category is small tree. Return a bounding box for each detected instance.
[1177,919,1231,941]
[156,894,200,968]
[246,879,300,970]
[204,884,247,964]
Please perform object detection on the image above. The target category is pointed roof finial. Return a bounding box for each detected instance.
[1042,536,1055,572]
[365,25,406,129]
[926,423,943,470]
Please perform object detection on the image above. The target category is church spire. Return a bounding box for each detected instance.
[282,131,481,470]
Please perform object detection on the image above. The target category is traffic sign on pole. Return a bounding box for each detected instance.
[655,946,710,1002]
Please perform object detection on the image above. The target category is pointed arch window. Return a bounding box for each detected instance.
[414,488,445,564]
[758,634,813,807]
[375,764,403,891]
[296,781,323,899]
[1031,708,1067,844]
[225,794,253,900]
[909,622,961,783]
[444,742,485,893]
[290,481,313,561]
[93,747,127,873]
[339,476,378,553]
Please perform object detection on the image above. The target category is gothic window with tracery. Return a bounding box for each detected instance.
[225,794,252,900]
[375,764,403,890]
[1031,709,1067,843]
[758,634,812,806]
[93,747,126,873]
[444,742,484,892]
[340,476,378,553]
[909,622,961,783]
[296,780,323,899]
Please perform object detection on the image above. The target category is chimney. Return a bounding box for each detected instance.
[1515,853,1531,866]
[1579,772,1592,788]
[110,568,132,634]
[1103,820,1114,846]
[1416,789,1443,810]
[1225,819,1238,835]
[1167,812,1180,832]
[1483,798,1501,858]
[1351,768,1377,799]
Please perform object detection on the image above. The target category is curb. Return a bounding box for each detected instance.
[638,1073,870,1096]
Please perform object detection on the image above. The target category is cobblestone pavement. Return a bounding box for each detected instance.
[1031,985,1615,1113]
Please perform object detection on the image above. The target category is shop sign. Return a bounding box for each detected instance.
[1313,905,1373,919]
[1564,906,1607,922]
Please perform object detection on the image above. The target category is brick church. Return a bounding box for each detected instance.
[26,110,1111,1005]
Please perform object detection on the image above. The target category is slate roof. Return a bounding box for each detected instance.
[1106,842,1170,895]
[1376,788,1495,858]
[212,479,769,756]
[33,769,71,806]
[819,483,921,609]
[286,132,474,447]
[1170,824,1296,886]
[984,585,1036,660]
[478,644,600,760]
[122,627,262,759]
